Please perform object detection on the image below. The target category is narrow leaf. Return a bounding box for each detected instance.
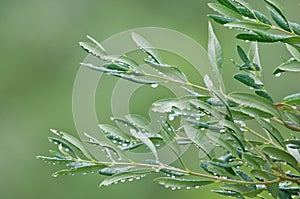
[234,73,263,89]
[286,44,300,62]
[51,129,92,159]
[225,21,271,31]
[208,3,243,20]
[154,177,214,189]
[228,92,280,118]
[52,164,107,177]
[208,14,235,24]
[273,60,300,75]
[208,22,224,92]
[131,32,162,64]
[262,146,298,168]
[283,93,300,105]
[130,129,159,160]
[99,169,153,187]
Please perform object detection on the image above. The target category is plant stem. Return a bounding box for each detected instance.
[85,159,283,185]
[243,126,282,149]
[143,72,209,92]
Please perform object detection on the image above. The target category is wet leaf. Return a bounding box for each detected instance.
[99,169,153,187]
[228,92,280,118]
[262,146,298,168]
[154,177,214,189]
[52,164,107,177]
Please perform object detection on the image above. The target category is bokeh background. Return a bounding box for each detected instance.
[1,0,299,199]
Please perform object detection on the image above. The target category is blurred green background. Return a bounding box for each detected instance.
[1,0,299,199]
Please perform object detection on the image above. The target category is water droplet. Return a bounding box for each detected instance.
[219,129,226,133]
[171,187,176,190]
[120,179,126,183]
[195,186,200,189]
[128,178,134,182]
[150,83,159,88]
[168,115,175,121]
[186,186,191,190]
[275,73,282,77]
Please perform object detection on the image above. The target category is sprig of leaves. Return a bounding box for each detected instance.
[38,1,300,198]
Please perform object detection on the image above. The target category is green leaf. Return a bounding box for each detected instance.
[130,129,159,160]
[190,99,222,119]
[79,42,108,60]
[208,22,224,92]
[231,106,274,119]
[234,73,263,89]
[48,137,78,158]
[278,190,292,199]
[160,168,185,177]
[99,169,153,187]
[208,14,235,24]
[282,139,300,149]
[267,183,280,198]
[250,169,276,181]
[125,114,151,131]
[234,0,253,13]
[208,161,242,168]
[242,189,264,197]
[262,146,298,168]
[208,3,243,20]
[204,75,233,120]
[52,164,107,177]
[113,73,162,85]
[255,90,274,103]
[99,166,150,176]
[264,0,290,30]
[36,156,73,165]
[237,31,293,43]
[51,129,92,159]
[253,10,272,25]
[154,177,214,189]
[248,42,261,69]
[222,184,253,193]
[283,93,300,105]
[207,133,239,157]
[212,190,240,197]
[225,21,271,31]
[223,120,245,141]
[286,44,300,62]
[257,119,284,144]
[236,6,254,19]
[99,124,135,148]
[131,32,162,64]
[183,125,213,156]
[80,62,125,74]
[216,0,239,13]
[153,98,187,113]
[273,60,300,75]
[237,45,250,66]
[243,153,261,169]
[290,22,300,35]
[228,92,280,118]
[268,6,290,32]
[160,120,180,155]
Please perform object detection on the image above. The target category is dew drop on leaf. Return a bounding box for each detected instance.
[151,83,159,88]
[275,73,282,77]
